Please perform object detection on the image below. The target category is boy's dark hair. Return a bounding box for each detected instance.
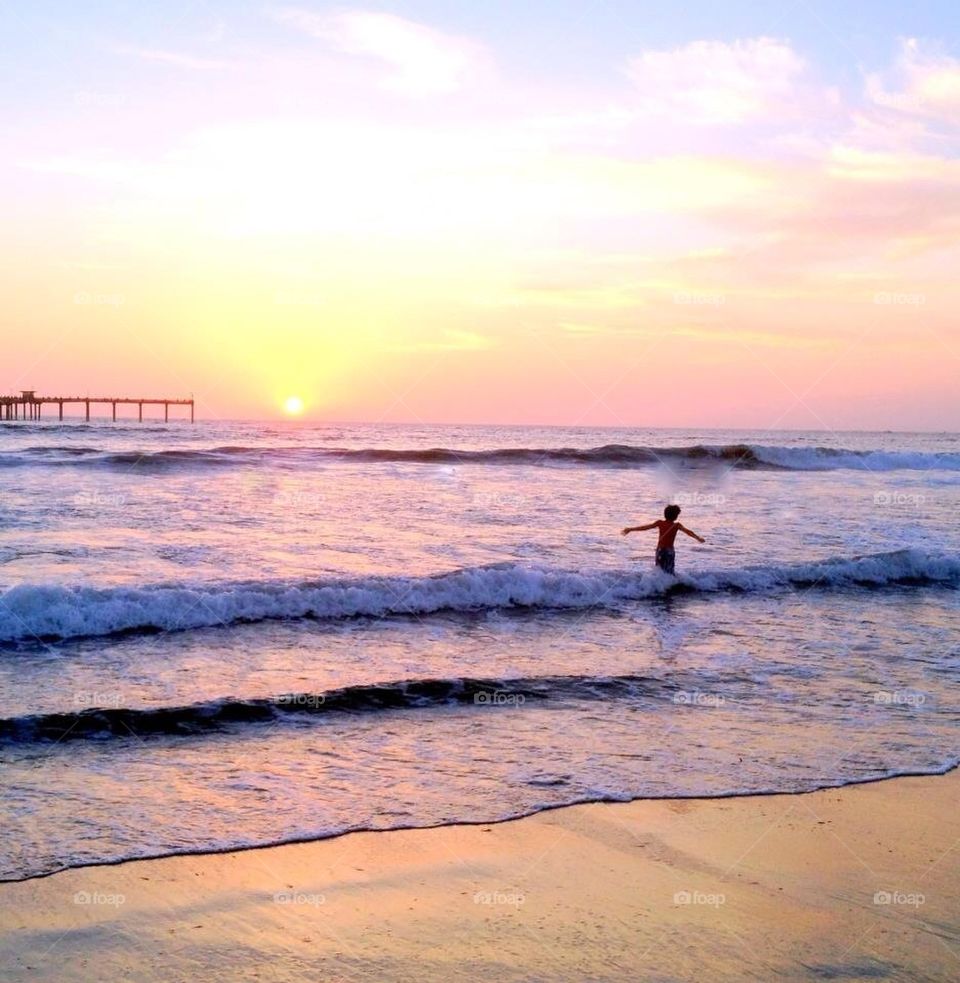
[664,504,681,521]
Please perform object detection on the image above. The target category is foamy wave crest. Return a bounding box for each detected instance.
[0,550,956,644]
[748,445,960,471]
[3,443,959,471]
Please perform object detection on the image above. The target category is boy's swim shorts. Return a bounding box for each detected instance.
[655,547,676,575]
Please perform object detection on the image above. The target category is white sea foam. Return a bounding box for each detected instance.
[2,549,956,643]
[748,445,960,471]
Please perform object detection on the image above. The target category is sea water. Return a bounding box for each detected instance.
[0,421,957,880]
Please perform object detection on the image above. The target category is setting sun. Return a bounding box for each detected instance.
[283,395,305,415]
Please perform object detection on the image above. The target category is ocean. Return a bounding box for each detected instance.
[1,421,958,882]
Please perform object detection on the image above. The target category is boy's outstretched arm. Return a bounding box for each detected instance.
[622,521,659,536]
[678,524,706,543]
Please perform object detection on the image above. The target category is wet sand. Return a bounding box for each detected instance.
[1,771,958,982]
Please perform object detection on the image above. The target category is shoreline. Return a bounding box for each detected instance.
[2,770,958,981]
[6,762,959,887]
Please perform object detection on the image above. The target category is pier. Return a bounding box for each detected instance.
[1,391,194,423]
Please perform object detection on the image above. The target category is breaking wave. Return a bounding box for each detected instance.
[2,442,959,471]
[1,549,956,644]
[0,671,718,744]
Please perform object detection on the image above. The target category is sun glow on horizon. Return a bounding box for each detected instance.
[283,395,305,416]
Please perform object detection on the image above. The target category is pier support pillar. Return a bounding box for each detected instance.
[85,399,90,422]
[112,402,116,422]
[164,403,169,422]
[190,401,194,423]
[138,402,143,422]
[59,402,63,421]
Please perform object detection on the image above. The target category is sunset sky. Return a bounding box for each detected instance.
[2,1,959,428]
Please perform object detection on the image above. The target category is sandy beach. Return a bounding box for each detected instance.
[2,770,957,982]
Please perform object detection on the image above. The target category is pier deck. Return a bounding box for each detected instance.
[0,391,194,422]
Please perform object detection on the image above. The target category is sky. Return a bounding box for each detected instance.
[2,1,959,428]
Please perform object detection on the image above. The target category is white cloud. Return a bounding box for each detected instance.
[273,7,489,95]
[626,37,807,124]
[865,38,960,124]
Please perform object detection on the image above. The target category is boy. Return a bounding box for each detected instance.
[621,504,705,575]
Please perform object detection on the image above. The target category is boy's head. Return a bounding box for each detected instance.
[664,504,681,521]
